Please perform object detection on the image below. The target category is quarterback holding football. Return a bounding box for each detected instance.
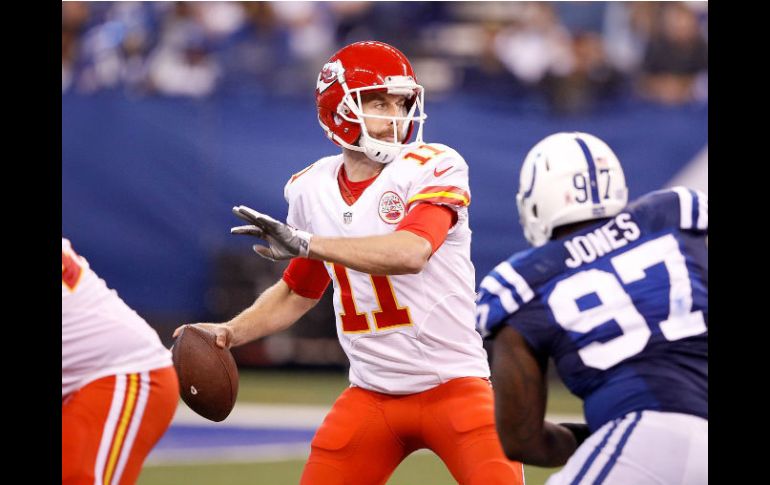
[176,41,524,485]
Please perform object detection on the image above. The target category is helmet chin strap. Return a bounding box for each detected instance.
[331,130,403,164]
[360,136,404,164]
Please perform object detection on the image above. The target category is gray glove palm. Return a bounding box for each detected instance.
[231,205,312,260]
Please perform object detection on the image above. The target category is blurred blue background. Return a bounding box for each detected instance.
[62,1,707,361]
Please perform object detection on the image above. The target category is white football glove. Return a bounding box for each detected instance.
[230,205,312,261]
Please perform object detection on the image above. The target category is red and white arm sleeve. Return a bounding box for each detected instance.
[282,257,331,299]
[396,203,456,254]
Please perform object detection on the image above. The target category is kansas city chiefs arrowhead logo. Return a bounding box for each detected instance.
[378,191,405,224]
[317,60,343,94]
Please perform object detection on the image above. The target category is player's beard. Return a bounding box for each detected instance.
[368,124,404,144]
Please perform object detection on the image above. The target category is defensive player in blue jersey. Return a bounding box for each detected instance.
[476,132,707,484]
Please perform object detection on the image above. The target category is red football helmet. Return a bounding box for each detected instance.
[316,41,427,164]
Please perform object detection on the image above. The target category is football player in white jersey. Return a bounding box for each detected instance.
[175,41,524,485]
[62,238,179,485]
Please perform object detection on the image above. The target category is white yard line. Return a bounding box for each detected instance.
[171,402,330,428]
[147,403,583,466]
[146,443,312,466]
[172,402,582,428]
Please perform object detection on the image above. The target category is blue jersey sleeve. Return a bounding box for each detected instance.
[629,187,708,234]
[475,247,567,356]
[475,257,535,339]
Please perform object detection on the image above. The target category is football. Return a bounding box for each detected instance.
[171,325,239,422]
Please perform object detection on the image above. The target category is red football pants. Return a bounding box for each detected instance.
[62,366,179,485]
[300,376,525,485]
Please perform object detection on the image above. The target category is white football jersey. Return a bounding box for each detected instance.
[284,143,490,394]
[62,238,172,397]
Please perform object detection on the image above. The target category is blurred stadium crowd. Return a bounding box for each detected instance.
[62,1,707,114]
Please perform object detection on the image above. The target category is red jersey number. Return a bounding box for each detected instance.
[403,144,446,165]
[331,264,413,333]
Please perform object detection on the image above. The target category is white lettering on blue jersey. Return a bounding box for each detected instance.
[612,234,707,341]
[549,268,651,370]
[565,214,641,268]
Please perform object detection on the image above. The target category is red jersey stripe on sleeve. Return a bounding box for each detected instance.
[396,203,456,253]
[407,185,470,209]
[283,258,331,299]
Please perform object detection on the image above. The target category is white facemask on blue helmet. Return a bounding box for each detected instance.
[516,132,629,247]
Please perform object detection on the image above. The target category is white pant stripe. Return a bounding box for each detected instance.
[549,411,707,485]
[593,412,642,484]
[564,416,638,485]
[93,375,126,485]
[110,372,151,485]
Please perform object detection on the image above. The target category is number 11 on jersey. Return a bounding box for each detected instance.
[330,263,413,333]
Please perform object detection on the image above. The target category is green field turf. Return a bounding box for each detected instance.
[138,370,582,485]
[138,453,564,485]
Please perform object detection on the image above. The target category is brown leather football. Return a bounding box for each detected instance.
[171,325,239,422]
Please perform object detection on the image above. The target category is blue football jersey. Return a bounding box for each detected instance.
[477,187,708,432]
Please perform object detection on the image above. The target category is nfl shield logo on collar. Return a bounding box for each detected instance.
[343,211,353,224]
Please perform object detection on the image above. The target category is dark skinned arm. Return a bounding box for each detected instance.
[491,325,582,467]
